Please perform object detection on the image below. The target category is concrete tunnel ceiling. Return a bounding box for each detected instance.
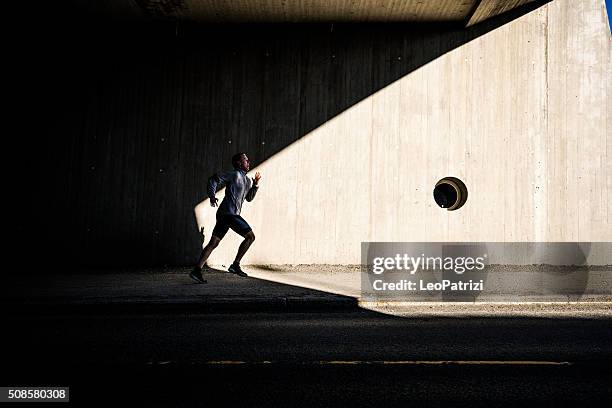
[71,0,537,26]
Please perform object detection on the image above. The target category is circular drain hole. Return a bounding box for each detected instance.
[433,177,468,210]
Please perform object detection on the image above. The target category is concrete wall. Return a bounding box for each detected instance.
[201,0,612,265]
[22,0,610,268]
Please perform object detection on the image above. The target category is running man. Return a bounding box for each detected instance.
[190,152,261,283]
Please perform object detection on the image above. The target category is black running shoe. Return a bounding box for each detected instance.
[189,267,207,283]
[228,263,248,277]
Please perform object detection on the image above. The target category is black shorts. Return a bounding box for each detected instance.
[212,213,252,239]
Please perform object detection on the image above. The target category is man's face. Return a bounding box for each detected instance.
[238,154,250,172]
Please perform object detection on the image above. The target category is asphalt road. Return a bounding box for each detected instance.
[3,311,612,407]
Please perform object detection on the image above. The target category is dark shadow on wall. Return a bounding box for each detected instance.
[15,1,551,270]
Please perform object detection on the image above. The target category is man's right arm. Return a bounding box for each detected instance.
[207,174,218,200]
[207,170,232,202]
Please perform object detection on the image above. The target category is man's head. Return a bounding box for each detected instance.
[232,152,250,172]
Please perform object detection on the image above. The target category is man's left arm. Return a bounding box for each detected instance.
[245,172,261,202]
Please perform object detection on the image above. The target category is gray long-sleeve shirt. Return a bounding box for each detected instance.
[207,169,258,215]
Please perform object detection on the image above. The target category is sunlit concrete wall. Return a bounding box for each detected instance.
[201,0,612,265]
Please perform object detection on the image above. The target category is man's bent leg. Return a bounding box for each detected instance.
[233,231,255,265]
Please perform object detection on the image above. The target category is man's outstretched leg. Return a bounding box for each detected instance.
[198,235,221,269]
[228,231,255,277]
[190,235,221,283]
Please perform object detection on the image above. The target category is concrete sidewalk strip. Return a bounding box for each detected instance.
[359,301,612,318]
[1,267,359,313]
[4,297,359,315]
[2,266,611,314]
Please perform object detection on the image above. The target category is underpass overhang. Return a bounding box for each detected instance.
[68,0,537,26]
